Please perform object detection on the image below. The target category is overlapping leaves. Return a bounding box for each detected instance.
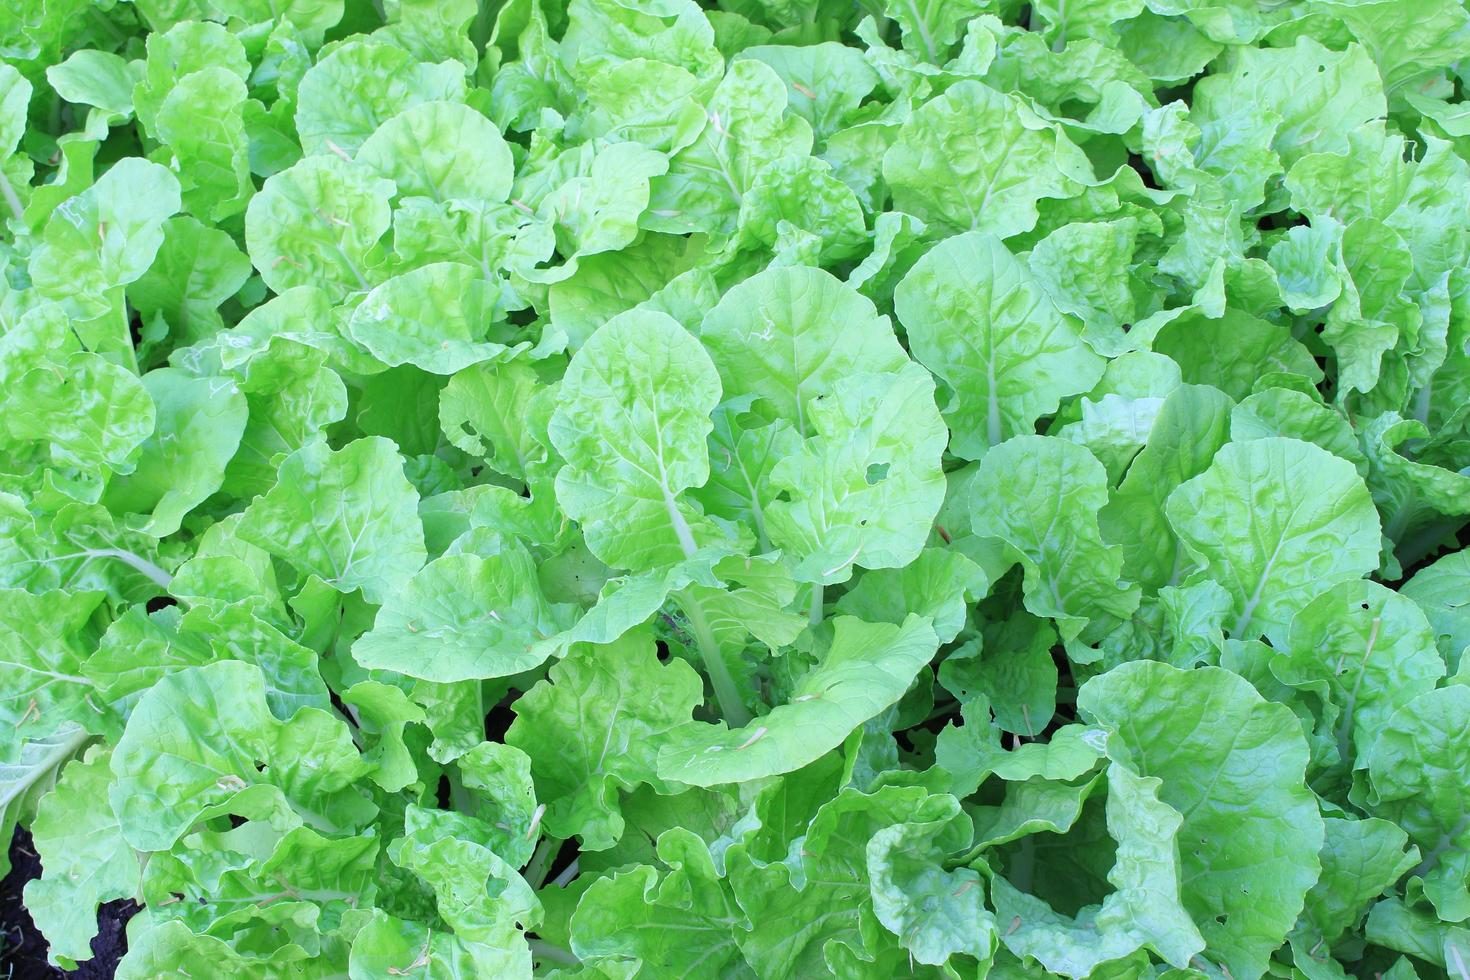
[2,0,1469,978]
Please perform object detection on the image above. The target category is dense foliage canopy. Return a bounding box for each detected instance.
[1,0,1469,977]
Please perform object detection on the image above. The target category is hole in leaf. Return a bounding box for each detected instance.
[484,691,517,742]
[865,462,890,486]
[145,595,178,614]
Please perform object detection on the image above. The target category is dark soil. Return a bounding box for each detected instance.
[1,829,136,979]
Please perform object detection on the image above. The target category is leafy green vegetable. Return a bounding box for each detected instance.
[1080,662,1325,979]
[4,2,1470,976]
[657,614,940,786]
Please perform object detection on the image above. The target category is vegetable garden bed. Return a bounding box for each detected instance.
[2,0,1469,978]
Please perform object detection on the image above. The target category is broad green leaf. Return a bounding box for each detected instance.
[245,155,394,300]
[218,284,373,377]
[347,262,513,374]
[1321,218,1417,398]
[765,363,948,584]
[960,612,1059,735]
[238,437,427,605]
[294,39,466,157]
[455,741,540,867]
[736,43,879,142]
[1267,220,1343,314]
[505,630,702,850]
[1363,687,1470,923]
[657,615,940,786]
[700,265,908,429]
[4,351,156,477]
[548,233,707,350]
[1080,662,1324,980]
[549,309,725,570]
[847,209,928,303]
[1401,550,1470,671]
[388,197,535,283]
[0,505,169,601]
[0,725,89,879]
[536,141,670,260]
[127,215,253,350]
[227,357,351,501]
[1152,309,1321,401]
[735,154,866,264]
[29,158,182,320]
[390,812,539,949]
[131,21,250,135]
[1032,0,1145,46]
[1303,816,1418,947]
[349,910,527,977]
[726,785,953,975]
[1363,896,1469,971]
[836,547,989,644]
[119,920,324,979]
[101,369,248,536]
[673,552,805,656]
[969,766,1101,849]
[570,828,749,976]
[377,0,478,64]
[339,681,425,792]
[438,357,553,481]
[353,547,570,682]
[1140,0,1290,43]
[991,761,1205,976]
[153,824,379,947]
[1099,383,1233,592]
[22,747,137,969]
[1053,351,1182,485]
[567,58,706,152]
[0,589,105,741]
[896,232,1105,458]
[1319,0,1470,96]
[46,50,140,118]
[867,797,997,967]
[1190,38,1386,167]
[1272,580,1445,776]
[352,366,449,458]
[558,0,723,87]
[884,0,991,62]
[0,304,71,389]
[883,80,1091,239]
[1361,412,1470,559]
[357,101,514,204]
[1029,219,1145,354]
[538,555,722,655]
[1165,438,1381,643]
[646,58,813,240]
[155,67,252,220]
[1229,387,1364,472]
[0,64,29,164]
[970,436,1140,641]
[110,660,372,852]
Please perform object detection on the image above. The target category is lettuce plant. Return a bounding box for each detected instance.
[1,1,1469,978]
